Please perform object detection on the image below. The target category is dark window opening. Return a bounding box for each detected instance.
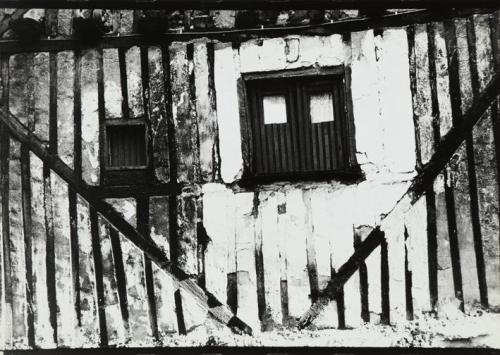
[103,119,149,185]
[244,67,358,182]
[107,124,147,169]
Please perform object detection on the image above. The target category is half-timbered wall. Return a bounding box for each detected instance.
[0,8,498,349]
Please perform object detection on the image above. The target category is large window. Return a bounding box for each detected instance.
[243,66,358,181]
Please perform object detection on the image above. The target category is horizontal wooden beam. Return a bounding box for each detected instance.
[0,107,253,336]
[0,8,496,54]
[0,0,498,9]
[297,72,500,329]
[89,183,184,198]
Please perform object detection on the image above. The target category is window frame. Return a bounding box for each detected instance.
[101,118,150,186]
[240,65,360,184]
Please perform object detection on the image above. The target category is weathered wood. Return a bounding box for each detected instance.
[470,14,500,309]
[137,197,159,342]
[354,229,369,323]
[9,139,28,348]
[89,208,108,346]
[433,21,464,311]
[74,195,99,346]
[170,42,198,183]
[0,9,495,55]
[408,73,500,202]
[80,50,100,186]
[404,227,414,320]
[194,41,219,182]
[44,55,58,346]
[0,108,252,335]
[147,46,170,183]
[434,174,456,306]
[0,0,496,10]
[148,196,177,340]
[103,48,123,119]
[0,124,12,348]
[0,9,27,36]
[453,17,482,307]
[108,226,131,342]
[298,228,385,329]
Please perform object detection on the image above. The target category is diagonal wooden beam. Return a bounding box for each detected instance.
[0,107,253,336]
[298,73,500,329]
[0,9,27,36]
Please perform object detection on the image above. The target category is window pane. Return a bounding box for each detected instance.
[310,92,334,123]
[263,95,287,124]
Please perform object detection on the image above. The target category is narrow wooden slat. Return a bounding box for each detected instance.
[354,230,369,323]
[170,42,197,183]
[404,226,414,320]
[137,196,159,342]
[425,188,438,310]
[0,125,12,348]
[20,145,35,347]
[44,53,58,346]
[89,208,108,346]
[380,236,390,325]
[303,190,319,304]
[118,48,130,120]
[109,227,131,340]
[174,289,186,335]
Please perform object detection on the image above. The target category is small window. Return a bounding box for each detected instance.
[106,124,147,169]
[103,119,149,185]
[244,67,357,181]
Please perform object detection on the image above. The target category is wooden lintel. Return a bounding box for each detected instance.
[0,107,253,336]
[0,8,496,54]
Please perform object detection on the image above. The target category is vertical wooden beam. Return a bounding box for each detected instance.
[89,208,108,346]
[97,49,106,185]
[44,52,58,345]
[452,18,487,308]
[436,20,465,310]
[174,289,186,335]
[425,188,438,310]
[303,190,319,304]
[20,144,35,347]
[68,44,81,324]
[354,231,369,323]
[0,121,12,348]
[137,196,159,342]
[380,237,390,325]
[253,192,266,326]
[489,12,500,201]
[109,227,130,339]
[407,25,423,172]
[404,226,414,321]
